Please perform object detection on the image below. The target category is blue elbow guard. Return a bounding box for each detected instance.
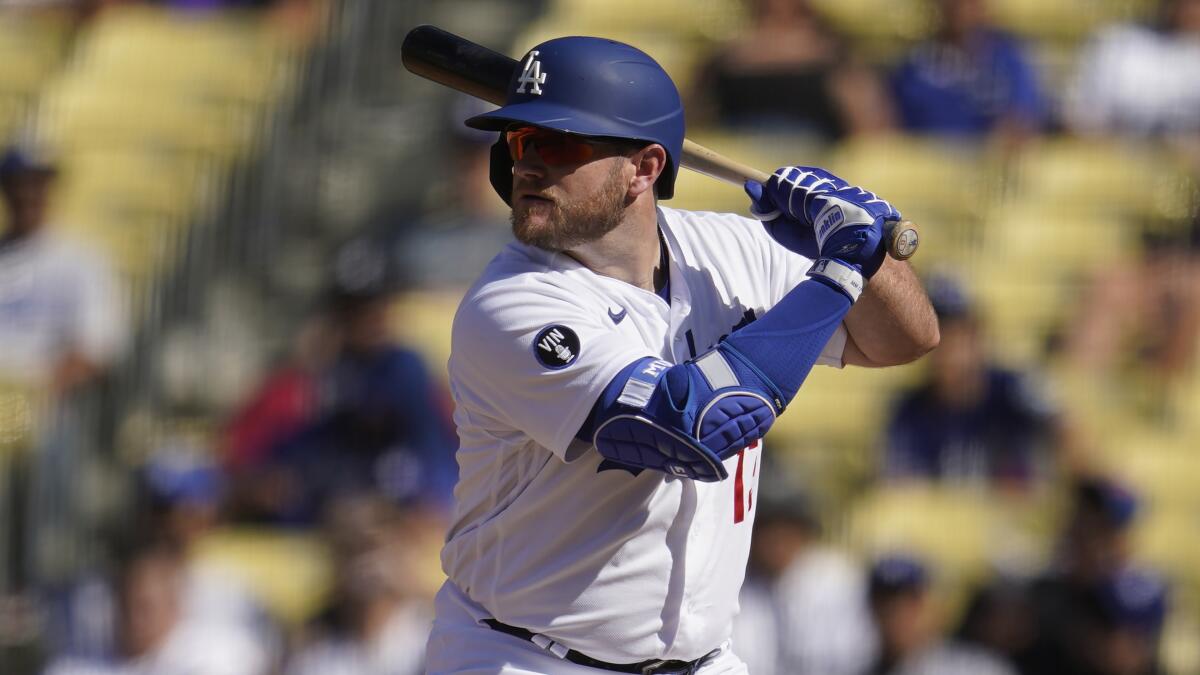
[588,279,853,482]
[591,353,780,482]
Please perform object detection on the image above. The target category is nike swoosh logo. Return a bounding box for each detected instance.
[608,307,627,324]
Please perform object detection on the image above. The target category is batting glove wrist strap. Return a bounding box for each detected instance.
[806,258,864,303]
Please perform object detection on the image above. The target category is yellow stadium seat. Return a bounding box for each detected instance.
[1010,139,1194,221]
[980,204,1136,274]
[1132,511,1200,594]
[989,0,1155,43]
[670,131,828,214]
[512,24,710,97]
[55,150,212,218]
[847,484,1046,583]
[774,362,921,448]
[1101,431,1200,512]
[78,17,292,103]
[0,380,44,461]
[40,80,258,160]
[535,0,748,43]
[194,528,333,625]
[0,11,72,92]
[391,290,469,381]
[968,259,1074,362]
[827,136,988,227]
[808,0,933,42]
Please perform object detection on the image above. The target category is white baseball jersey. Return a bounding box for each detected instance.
[441,205,846,663]
[0,230,126,384]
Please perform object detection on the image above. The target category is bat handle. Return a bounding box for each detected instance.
[680,139,919,261]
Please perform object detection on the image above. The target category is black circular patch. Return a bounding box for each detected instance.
[532,324,580,370]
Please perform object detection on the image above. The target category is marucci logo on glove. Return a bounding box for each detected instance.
[533,324,580,369]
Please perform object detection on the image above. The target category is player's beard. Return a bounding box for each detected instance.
[510,163,627,252]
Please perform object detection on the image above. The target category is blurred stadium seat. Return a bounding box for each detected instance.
[670,130,828,215]
[512,0,746,96]
[1009,139,1196,221]
[774,361,921,450]
[988,0,1154,43]
[390,290,466,382]
[0,10,72,142]
[808,0,933,56]
[847,484,1048,584]
[30,5,300,316]
[193,527,333,626]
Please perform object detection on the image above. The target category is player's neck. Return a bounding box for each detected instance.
[565,200,662,292]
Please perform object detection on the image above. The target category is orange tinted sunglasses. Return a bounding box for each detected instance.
[505,126,603,166]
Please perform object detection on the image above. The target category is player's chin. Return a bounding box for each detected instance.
[511,205,565,251]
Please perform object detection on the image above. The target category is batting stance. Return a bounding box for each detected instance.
[427,37,938,674]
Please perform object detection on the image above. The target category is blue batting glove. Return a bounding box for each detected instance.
[744,179,819,259]
[747,166,900,279]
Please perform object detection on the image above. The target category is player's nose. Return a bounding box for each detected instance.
[512,146,549,180]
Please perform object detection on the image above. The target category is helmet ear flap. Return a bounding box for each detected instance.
[488,135,514,207]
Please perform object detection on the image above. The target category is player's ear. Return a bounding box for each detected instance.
[627,144,666,199]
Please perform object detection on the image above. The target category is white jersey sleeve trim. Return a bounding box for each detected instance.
[818,324,847,368]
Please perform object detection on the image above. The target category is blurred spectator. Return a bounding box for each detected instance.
[285,496,430,675]
[392,95,514,287]
[955,578,1038,672]
[882,273,1074,489]
[732,491,876,675]
[221,239,458,525]
[1023,475,1144,675]
[1077,568,1169,675]
[1062,213,1200,393]
[890,0,1044,143]
[1065,0,1200,142]
[866,555,1017,675]
[689,0,894,139]
[0,146,126,397]
[47,448,276,667]
[43,533,269,675]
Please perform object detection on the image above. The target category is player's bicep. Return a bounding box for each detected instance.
[450,296,653,459]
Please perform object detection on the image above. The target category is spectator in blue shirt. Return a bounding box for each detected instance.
[891,0,1044,141]
[882,273,1070,489]
[223,238,458,526]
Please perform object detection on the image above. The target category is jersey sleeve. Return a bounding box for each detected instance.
[449,279,656,461]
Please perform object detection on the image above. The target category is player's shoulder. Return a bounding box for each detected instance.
[658,205,762,239]
[453,242,601,337]
[658,205,775,266]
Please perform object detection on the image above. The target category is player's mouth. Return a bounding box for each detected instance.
[515,191,555,205]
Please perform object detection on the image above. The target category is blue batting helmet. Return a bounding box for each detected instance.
[465,36,685,203]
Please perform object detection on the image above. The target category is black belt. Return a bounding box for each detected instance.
[482,618,720,674]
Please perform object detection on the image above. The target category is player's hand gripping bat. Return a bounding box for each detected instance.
[401,25,919,261]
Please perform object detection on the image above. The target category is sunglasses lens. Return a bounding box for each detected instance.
[506,128,596,166]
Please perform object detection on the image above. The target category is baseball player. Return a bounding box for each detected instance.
[426,36,939,674]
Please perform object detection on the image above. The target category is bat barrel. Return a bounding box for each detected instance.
[401,25,516,106]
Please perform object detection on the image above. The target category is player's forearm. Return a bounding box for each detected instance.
[843,257,939,367]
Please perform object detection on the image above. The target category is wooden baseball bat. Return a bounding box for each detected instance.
[401,25,919,260]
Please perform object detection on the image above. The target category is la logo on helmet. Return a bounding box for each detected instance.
[516,50,547,95]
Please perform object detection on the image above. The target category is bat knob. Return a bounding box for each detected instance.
[886,220,919,261]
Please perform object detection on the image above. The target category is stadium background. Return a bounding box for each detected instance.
[0,0,1197,672]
